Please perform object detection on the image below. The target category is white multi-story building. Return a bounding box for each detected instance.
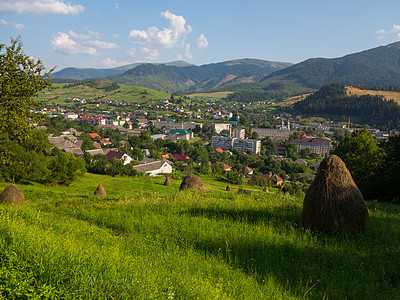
[212,123,231,134]
[211,136,261,155]
[232,128,245,139]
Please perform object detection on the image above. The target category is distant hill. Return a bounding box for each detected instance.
[264,41,400,89]
[106,59,293,92]
[52,60,196,80]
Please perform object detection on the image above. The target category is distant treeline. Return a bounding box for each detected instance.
[62,79,120,92]
[294,83,400,129]
[221,81,313,103]
[351,84,400,92]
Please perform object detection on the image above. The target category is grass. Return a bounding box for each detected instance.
[36,83,170,107]
[346,86,400,104]
[187,91,233,101]
[0,173,399,299]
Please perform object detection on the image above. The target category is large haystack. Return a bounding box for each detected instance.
[302,155,369,235]
[164,176,172,186]
[94,184,106,196]
[179,174,204,192]
[226,185,231,191]
[0,184,24,204]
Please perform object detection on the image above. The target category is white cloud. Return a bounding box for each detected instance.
[50,32,98,55]
[84,40,118,49]
[141,47,159,61]
[114,2,118,9]
[376,24,400,40]
[184,43,192,59]
[0,0,84,15]
[101,58,129,68]
[0,18,25,30]
[126,48,136,58]
[128,10,192,49]
[196,33,208,49]
[85,27,102,39]
[68,30,90,40]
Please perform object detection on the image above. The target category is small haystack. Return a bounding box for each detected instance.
[263,186,269,193]
[226,185,231,191]
[179,174,204,192]
[94,184,107,196]
[164,176,172,186]
[0,184,24,204]
[302,155,369,235]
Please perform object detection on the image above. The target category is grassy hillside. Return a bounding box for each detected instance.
[36,82,170,106]
[346,86,400,104]
[0,173,399,299]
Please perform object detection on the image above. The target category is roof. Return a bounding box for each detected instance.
[85,149,105,156]
[215,148,224,153]
[133,158,173,173]
[106,151,126,162]
[169,129,192,135]
[48,136,78,150]
[172,153,190,161]
[64,147,84,157]
[212,162,231,171]
[89,133,101,139]
[291,137,331,144]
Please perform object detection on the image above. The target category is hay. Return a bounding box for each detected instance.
[0,184,24,204]
[302,155,369,235]
[94,184,106,196]
[226,185,231,191]
[179,174,204,192]
[164,176,172,186]
[263,186,269,192]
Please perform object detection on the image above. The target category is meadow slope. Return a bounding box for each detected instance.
[0,173,399,299]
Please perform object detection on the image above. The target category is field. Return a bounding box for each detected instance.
[36,82,170,107]
[346,86,400,104]
[0,173,400,299]
[187,91,233,101]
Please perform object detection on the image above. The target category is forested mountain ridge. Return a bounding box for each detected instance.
[52,59,292,92]
[264,41,400,88]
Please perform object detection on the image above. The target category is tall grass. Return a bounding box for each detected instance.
[0,174,399,299]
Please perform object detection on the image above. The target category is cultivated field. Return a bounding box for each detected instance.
[0,174,399,299]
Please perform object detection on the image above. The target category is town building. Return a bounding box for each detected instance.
[211,136,261,155]
[212,123,231,134]
[133,158,173,176]
[250,128,294,140]
[232,128,245,139]
[290,137,332,157]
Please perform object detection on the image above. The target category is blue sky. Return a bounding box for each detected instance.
[1,0,400,72]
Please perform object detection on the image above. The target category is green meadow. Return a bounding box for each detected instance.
[0,173,399,299]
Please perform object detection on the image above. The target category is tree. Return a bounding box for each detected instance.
[0,37,54,143]
[332,129,383,200]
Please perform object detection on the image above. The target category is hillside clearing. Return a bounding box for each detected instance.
[346,86,400,104]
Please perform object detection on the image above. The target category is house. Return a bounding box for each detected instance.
[215,148,224,153]
[262,173,283,186]
[212,162,232,171]
[48,135,84,157]
[133,158,173,176]
[172,154,190,162]
[89,133,101,139]
[100,138,112,146]
[294,159,308,166]
[105,151,132,165]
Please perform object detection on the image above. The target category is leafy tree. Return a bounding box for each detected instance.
[332,129,383,200]
[225,169,243,185]
[0,37,53,143]
[48,151,86,186]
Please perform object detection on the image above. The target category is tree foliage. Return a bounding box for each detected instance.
[0,37,53,143]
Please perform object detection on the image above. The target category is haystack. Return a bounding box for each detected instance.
[263,186,269,193]
[302,155,369,235]
[0,184,24,204]
[164,176,172,186]
[179,174,204,192]
[94,184,106,196]
[226,185,231,191]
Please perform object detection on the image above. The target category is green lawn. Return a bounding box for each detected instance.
[0,173,399,299]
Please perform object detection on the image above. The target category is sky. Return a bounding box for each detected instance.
[1,0,400,72]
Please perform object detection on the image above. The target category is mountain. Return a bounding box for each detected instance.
[264,41,400,88]
[106,59,293,92]
[52,60,196,80]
